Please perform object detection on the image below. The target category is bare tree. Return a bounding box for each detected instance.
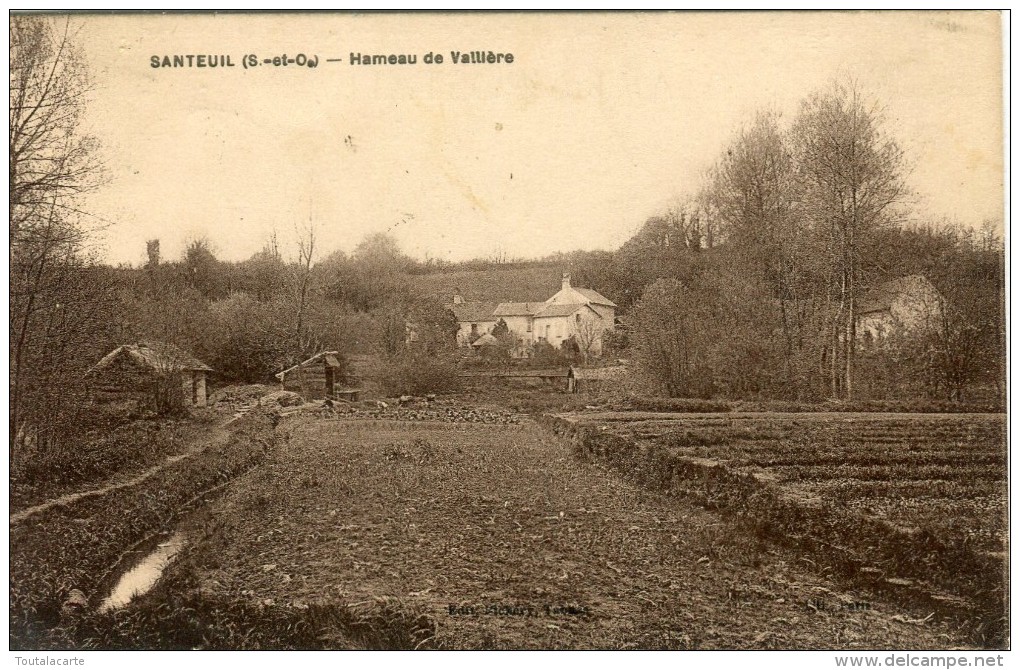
[10,16,109,454]
[289,222,317,396]
[10,16,101,246]
[792,80,907,400]
[573,311,605,365]
[293,222,316,349]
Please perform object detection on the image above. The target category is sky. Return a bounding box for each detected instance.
[70,11,1004,266]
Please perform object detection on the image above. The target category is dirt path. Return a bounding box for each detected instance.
[9,424,232,526]
[176,418,971,650]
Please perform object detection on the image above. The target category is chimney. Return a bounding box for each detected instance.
[453,294,464,304]
[562,272,571,290]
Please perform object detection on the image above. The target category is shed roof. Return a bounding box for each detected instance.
[276,351,343,380]
[90,342,212,374]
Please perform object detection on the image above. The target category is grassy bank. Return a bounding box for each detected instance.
[10,414,216,512]
[10,411,278,650]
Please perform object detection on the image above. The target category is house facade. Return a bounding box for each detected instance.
[447,273,616,357]
[449,297,500,346]
[856,275,944,341]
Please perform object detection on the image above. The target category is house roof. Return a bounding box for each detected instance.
[493,302,601,319]
[90,342,212,374]
[857,275,935,315]
[447,301,499,323]
[276,351,343,380]
[534,303,590,318]
[575,288,617,307]
[493,301,548,317]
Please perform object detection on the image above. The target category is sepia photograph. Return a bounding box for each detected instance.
[8,9,1008,662]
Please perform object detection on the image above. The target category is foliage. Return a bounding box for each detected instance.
[631,269,782,399]
[10,16,117,459]
[380,353,462,396]
[202,293,292,382]
[10,417,203,511]
[321,232,413,312]
[612,396,732,413]
[183,237,225,299]
[630,279,707,397]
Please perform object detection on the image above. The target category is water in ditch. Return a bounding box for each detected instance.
[97,532,186,612]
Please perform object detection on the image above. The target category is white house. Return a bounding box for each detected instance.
[856,275,944,342]
[447,273,616,357]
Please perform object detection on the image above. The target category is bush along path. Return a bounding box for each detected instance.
[9,411,279,650]
[10,427,230,525]
[10,419,207,513]
[537,414,1006,649]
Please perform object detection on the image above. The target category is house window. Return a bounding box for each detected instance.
[545,324,551,340]
[471,323,478,337]
[575,313,581,324]
[526,320,532,333]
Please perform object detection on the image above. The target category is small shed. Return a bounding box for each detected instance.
[88,342,212,408]
[276,351,351,401]
[567,365,628,394]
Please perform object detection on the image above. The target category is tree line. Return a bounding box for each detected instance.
[561,83,1004,403]
[9,17,1004,465]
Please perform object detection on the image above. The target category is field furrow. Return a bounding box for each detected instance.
[165,418,968,650]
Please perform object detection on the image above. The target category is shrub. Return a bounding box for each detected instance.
[380,354,461,396]
[532,340,571,368]
[730,398,1004,414]
[9,416,210,511]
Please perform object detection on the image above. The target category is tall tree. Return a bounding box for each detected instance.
[10,17,100,247]
[292,222,316,353]
[792,80,907,399]
[705,111,825,398]
[349,232,411,311]
[183,236,223,298]
[709,111,800,286]
[10,16,110,454]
